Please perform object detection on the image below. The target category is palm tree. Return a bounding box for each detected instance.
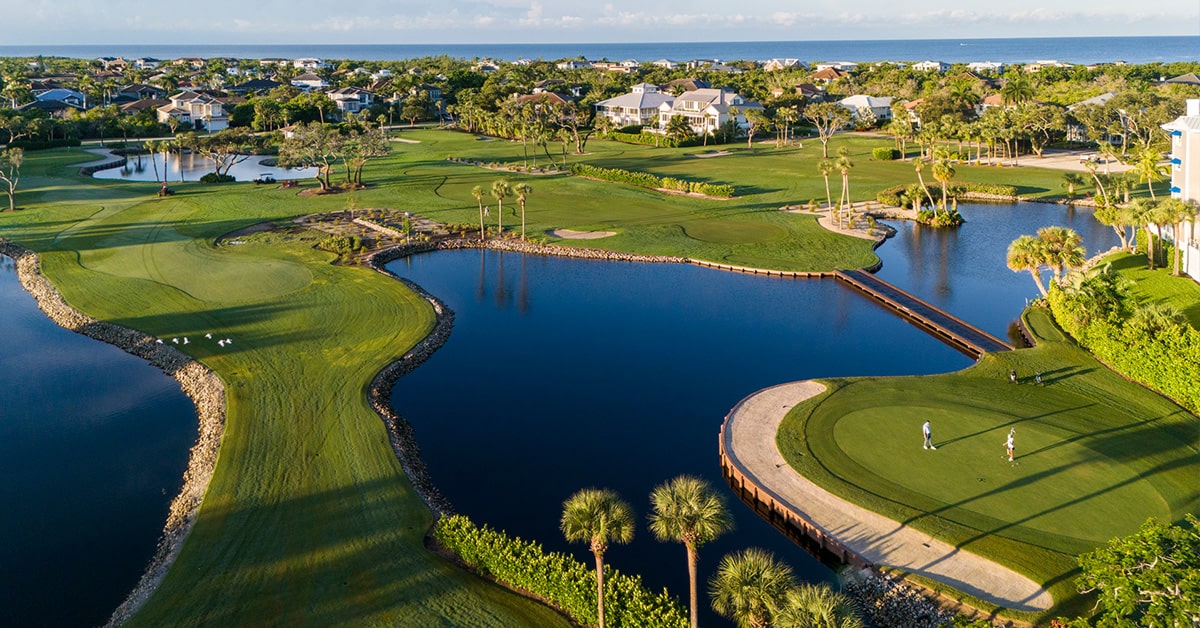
[771,583,863,628]
[561,488,635,628]
[665,114,694,145]
[835,147,853,228]
[709,548,794,628]
[913,158,936,211]
[514,182,532,240]
[649,476,734,628]
[1164,198,1199,276]
[1131,147,1166,200]
[1000,75,1034,106]
[817,159,834,215]
[490,179,511,236]
[1145,199,1178,270]
[471,185,486,242]
[1007,235,1050,296]
[1061,172,1086,199]
[1037,226,1086,284]
[144,140,161,184]
[1128,198,1160,269]
[931,149,956,212]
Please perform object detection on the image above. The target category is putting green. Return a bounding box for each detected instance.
[834,404,1171,544]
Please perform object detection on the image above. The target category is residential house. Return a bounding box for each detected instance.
[294,58,327,70]
[811,67,850,84]
[657,88,762,136]
[967,61,1005,74]
[34,88,87,109]
[904,98,925,128]
[157,91,229,131]
[132,58,161,71]
[651,59,679,69]
[1066,92,1118,141]
[912,60,949,73]
[230,78,284,96]
[260,58,290,67]
[1024,60,1073,72]
[1165,73,1200,86]
[514,92,570,108]
[119,99,169,115]
[706,63,743,73]
[763,58,807,72]
[594,83,675,128]
[556,60,592,70]
[16,100,82,118]
[327,87,374,114]
[815,62,858,72]
[1159,98,1200,279]
[663,78,711,94]
[838,95,894,123]
[291,73,330,91]
[96,57,128,71]
[173,58,205,70]
[116,84,167,102]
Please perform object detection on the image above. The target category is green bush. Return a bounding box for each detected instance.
[435,515,687,628]
[1047,276,1200,415]
[8,138,82,151]
[319,235,362,255]
[872,147,900,160]
[199,172,236,184]
[607,132,685,148]
[570,163,734,198]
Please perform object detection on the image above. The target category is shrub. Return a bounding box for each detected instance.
[199,172,236,183]
[435,515,687,628]
[319,235,362,255]
[570,163,734,198]
[872,147,900,160]
[8,138,82,151]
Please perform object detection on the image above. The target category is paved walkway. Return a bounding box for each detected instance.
[723,381,1053,612]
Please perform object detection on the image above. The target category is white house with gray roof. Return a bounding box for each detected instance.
[594,84,675,128]
[657,88,762,135]
[838,95,894,122]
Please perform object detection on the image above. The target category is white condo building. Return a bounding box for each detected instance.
[1161,98,1200,280]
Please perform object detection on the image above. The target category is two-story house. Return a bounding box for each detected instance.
[594,83,675,129]
[327,87,374,114]
[157,91,229,131]
[657,88,762,136]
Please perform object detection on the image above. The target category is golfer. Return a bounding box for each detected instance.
[923,420,936,450]
[1004,428,1016,461]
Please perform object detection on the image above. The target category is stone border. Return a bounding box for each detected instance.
[0,240,226,628]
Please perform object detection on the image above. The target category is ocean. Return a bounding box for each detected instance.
[0,36,1195,65]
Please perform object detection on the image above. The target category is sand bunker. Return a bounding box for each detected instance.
[552,229,617,240]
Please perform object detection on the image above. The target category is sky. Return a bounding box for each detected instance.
[6,0,1198,44]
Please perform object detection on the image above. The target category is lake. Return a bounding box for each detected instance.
[386,201,1117,624]
[0,257,198,627]
[92,151,316,183]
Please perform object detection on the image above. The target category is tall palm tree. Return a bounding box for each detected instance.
[144,140,161,184]
[1128,198,1160,269]
[1007,235,1050,296]
[471,185,486,242]
[817,159,834,215]
[1036,226,1086,284]
[649,476,734,628]
[1131,147,1166,200]
[1145,200,1178,270]
[771,583,863,628]
[490,179,511,236]
[999,75,1034,106]
[709,548,794,628]
[931,149,956,213]
[561,488,635,628]
[913,158,936,211]
[835,147,853,228]
[514,182,532,240]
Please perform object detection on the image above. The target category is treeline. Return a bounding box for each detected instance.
[570,163,735,198]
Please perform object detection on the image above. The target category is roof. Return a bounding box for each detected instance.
[839,95,893,109]
[120,99,169,113]
[1166,73,1200,86]
[292,73,327,82]
[233,78,284,91]
[1068,92,1116,110]
[17,100,81,113]
[34,88,85,102]
[1162,115,1200,132]
[514,92,570,106]
[664,78,711,92]
[595,90,674,111]
[811,68,849,80]
[668,88,762,114]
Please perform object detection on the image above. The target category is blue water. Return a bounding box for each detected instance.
[1,36,1195,65]
[386,201,1117,625]
[0,257,197,627]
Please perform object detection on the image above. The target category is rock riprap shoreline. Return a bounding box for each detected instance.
[0,240,226,627]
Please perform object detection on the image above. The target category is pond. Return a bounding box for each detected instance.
[91,151,316,183]
[386,201,1117,625]
[0,257,198,627]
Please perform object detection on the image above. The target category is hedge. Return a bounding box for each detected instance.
[570,163,734,198]
[876,182,1018,207]
[1047,278,1200,415]
[7,138,82,151]
[606,131,686,148]
[872,147,900,160]
[435,515,688,628]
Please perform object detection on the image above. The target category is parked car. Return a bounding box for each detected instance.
[254,173,276,184]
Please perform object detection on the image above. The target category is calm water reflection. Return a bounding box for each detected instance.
[0,257,197,627]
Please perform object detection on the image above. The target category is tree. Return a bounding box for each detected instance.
[1131,147,1167,200]
[771,583,863,628]
[1037,226,1085,282]
[1163,198,1199,276]
[803,102,851,158]
[278,122,343,191]
[0,147,23,212]
[1145,199,1178,270]
[648,475,734,628]
[1007,235,1049,296]
[665,114,694,145]
[931,149,957,212]
[1128,198,1161,269]
[913,158,936,210]
[490,179,512,235]
[561,488,635,628]
[1061,172,1086,199]
[1076,515,1200,628]
[835,147,854,228]
[182,128,264,179]
[999,74,1034,106]
[1017,103,1065,158]
[817,159,834,215]
[341,128,390,187]
[514,182,532,240]
[745,108,770,149]
[471,185,486,242]
[709,548,795,628]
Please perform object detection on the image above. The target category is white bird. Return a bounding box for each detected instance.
[156,339,164,344]
[224,338,233,345]
[171,338,179,344]
[218,340,226,347]
[205,333,212,339]
[183,337,190,344]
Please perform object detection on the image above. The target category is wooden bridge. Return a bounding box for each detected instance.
[834,269,1014,358]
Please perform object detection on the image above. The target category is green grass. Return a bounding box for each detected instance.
[1107,252,1200,328]
[776,307,1199,621]
[0,135,1173,625]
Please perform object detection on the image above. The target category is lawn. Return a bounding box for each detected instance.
[776,307,1199,621]
[0,135,1172,625]
[1107,251,1200,328]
